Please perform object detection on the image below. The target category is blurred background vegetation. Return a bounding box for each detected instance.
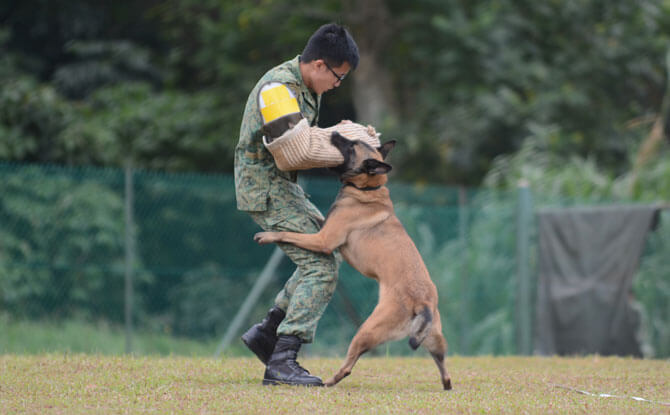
[2,0,669,185]
[1,0,670,356]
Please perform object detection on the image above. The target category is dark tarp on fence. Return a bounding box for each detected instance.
[535,204,661,356]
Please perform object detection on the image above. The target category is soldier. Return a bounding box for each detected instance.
[234,23,360,386]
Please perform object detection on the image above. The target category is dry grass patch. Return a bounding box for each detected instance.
[1,355,668,414]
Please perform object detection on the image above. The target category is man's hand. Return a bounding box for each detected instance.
[254,232,281,245]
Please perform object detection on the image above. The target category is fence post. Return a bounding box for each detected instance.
[458,186,471,354]
[124,161,135,354]
[515,179,533,355]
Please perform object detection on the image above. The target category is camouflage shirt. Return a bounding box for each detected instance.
[234,56,321,211]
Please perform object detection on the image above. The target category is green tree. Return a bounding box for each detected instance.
[2,0,670,184]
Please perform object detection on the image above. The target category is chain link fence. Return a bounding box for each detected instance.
[0,162,668,357]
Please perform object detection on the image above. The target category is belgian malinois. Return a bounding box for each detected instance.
[254,132,452,390]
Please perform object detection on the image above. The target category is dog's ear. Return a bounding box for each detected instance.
[378,140,396,160]
[331,132,355,161]
[331,131,351,147]
[363,158,392,175]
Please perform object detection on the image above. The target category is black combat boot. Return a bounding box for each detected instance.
[262,335,324,386]
[241,306,286,364]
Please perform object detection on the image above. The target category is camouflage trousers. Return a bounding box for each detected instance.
[248,179,341,343]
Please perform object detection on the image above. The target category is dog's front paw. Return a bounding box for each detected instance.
[254,232,278,245]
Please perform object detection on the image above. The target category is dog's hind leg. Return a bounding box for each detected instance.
[421,312,452,390]
[408,305,432,349]
[324,304,405,387]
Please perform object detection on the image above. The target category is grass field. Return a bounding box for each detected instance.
[1,354,668,414]
[0,319,221,356]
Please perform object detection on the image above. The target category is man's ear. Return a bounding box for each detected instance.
[315,59,328,72]
[378,140,396,160]
[363,158,392,175]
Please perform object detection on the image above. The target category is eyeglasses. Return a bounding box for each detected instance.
[324,61,347,83]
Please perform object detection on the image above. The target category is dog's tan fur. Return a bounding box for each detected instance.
[254,133,452,390]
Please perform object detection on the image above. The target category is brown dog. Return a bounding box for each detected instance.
[254,132,452,390]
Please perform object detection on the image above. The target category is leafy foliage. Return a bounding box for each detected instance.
[0,165,126,319]
[1,1,669,357]
[388,0,670,183]
[2,0,669,183]
[53,40,162,99]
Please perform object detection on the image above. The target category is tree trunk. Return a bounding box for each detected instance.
[633,48,670,171]
[342,0,398,128]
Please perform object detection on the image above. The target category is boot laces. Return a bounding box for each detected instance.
[285,351,310,374]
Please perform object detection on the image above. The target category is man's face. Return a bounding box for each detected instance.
[310,60,351,94]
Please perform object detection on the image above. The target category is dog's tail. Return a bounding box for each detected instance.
[408,305,433,350]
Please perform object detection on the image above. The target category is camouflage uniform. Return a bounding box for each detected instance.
[234,55,340,343]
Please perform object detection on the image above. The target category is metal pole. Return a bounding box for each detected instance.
[515,179,533,355]
[124,161,135,354]
[215,247,284,357]
[458,186,471,354]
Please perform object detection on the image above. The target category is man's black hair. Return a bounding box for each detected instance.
[301,23,359,70]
